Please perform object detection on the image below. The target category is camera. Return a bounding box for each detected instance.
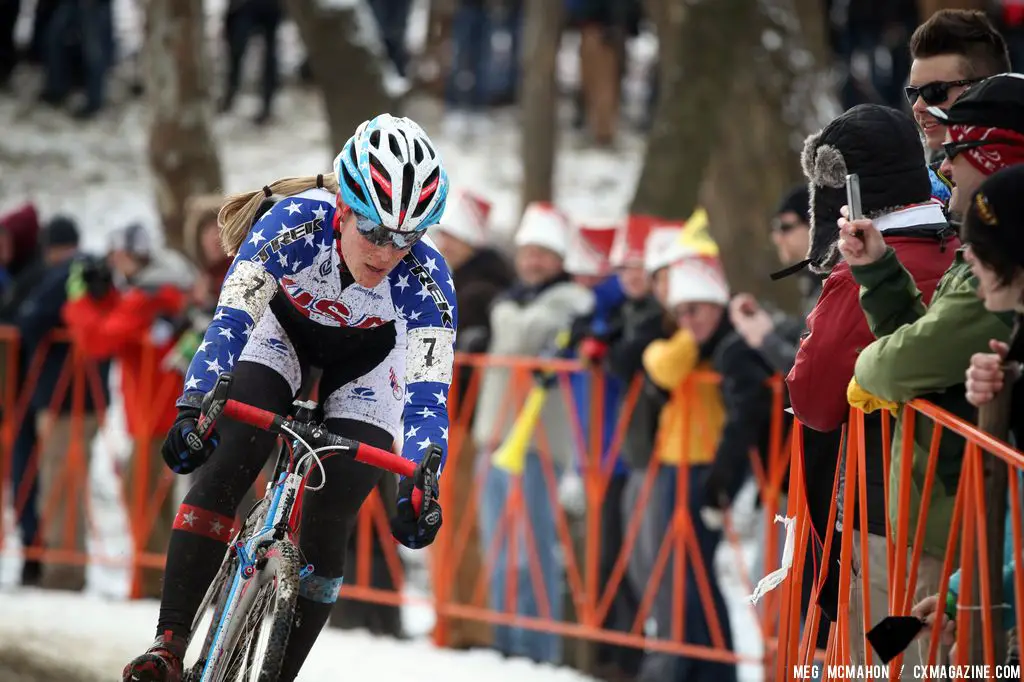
[77,255,114,299]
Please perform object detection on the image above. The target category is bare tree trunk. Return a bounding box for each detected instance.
[419,0,457,97]
[144,0,223,252]
[630,0,760,218]
[287,0,397,153]
[519,0,563,209]
[917,0,988,22]
[700,0,836,307]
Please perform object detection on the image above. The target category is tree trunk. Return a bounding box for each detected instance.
[519,0,563,209]
[700,0,836,308]
[144,0,223,252]
[629,0,760,218]
[287,0,397,153]
[418,0,457,97]
[917,0,989,22]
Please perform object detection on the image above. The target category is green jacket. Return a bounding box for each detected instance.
[851,248,1014,557]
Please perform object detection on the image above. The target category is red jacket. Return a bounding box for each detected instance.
[63,285,188,439]
[786,234,957,432]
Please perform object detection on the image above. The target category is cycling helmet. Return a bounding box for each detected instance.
[334,114,449,234]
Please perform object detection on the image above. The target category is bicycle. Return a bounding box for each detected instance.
[179,372,439,682]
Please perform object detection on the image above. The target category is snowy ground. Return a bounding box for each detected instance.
[0,589,597,682]
[0,484,769,682]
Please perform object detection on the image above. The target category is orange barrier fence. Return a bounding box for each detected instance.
[0,326,793,676]
[19,325,1024,678]
[779,400,1024,681]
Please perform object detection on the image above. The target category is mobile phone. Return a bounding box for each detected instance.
[846,173,863,221]
[846,173,864,239]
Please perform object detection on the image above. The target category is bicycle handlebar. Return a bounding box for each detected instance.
[222,399,417,478]
[198,373,435,515]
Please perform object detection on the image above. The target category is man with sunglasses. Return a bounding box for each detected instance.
[123,114,456,682]
[907,9,1011,155]
[932,73,1024,220]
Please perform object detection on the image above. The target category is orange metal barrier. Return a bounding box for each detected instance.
[1,326,799,675]
[779,401,1024,681]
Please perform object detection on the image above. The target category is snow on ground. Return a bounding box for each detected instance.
[0,488,769,682]
[0,589,596,682]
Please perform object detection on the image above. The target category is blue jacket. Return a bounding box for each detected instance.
[569,275,628,476]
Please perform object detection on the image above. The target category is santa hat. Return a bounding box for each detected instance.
[643,226,685,273]
[514,202,570,258]
[610,214,659,268]
[436,188,491,248]
[565,223,618,276]
[667,256,730,308]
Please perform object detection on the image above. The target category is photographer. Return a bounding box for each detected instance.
[62,223,196,598]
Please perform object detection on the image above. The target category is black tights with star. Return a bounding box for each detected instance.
[157,361,390,681]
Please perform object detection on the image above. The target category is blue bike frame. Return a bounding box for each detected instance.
[197,448,311,681]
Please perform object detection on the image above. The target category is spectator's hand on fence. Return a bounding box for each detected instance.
[578,337,609,366]
[728,294,774,349]
[911,595,956,647]
[838,207,886,266]
[965,340,1010,407]
[161,407,220,474]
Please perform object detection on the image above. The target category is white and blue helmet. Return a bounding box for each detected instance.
[334,114,449,234]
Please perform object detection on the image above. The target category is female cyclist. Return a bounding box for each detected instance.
[123,114,456,682]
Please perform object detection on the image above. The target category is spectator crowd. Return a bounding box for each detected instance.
[5,4,1024,682]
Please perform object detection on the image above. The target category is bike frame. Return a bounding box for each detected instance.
[198,434,310,681]
[187,372,433,681]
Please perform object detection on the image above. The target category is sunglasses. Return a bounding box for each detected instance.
[353,212,427,250]
[771,218,805,234]
[904,79,979,107]
[942,138,1003,161]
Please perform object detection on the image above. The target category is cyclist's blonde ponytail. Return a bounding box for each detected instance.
[219,173,340,255]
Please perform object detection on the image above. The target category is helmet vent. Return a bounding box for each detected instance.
[389,133,404,159]
[369,156,393,214]
[412,167,440,219]
[342,166,367,206]
[400,162,415,218]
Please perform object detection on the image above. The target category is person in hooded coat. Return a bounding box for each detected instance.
[785,104,959,676]
[0,203,43,319]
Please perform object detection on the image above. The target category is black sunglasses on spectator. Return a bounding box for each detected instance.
[771,217,804,234]
[904,79,980,106]
[942,138,1003,161]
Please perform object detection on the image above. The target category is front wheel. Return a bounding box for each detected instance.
[193,540,301,682]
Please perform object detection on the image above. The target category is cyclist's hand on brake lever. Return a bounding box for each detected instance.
[161,406,220,475]
[391,445,443,549]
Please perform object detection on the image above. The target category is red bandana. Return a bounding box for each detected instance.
[949,124,1024,176]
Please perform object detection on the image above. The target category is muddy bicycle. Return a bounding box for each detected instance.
[180,373,438,682]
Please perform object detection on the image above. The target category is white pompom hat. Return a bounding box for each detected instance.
[565,223,618,276]
[514,202,570,258]
[667,256,730,308]
[435,188,491,248]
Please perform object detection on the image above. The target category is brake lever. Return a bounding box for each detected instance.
[196,373,233,441]
[411,445,443,516]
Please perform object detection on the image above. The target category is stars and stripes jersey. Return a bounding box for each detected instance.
[176,187,458,471]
